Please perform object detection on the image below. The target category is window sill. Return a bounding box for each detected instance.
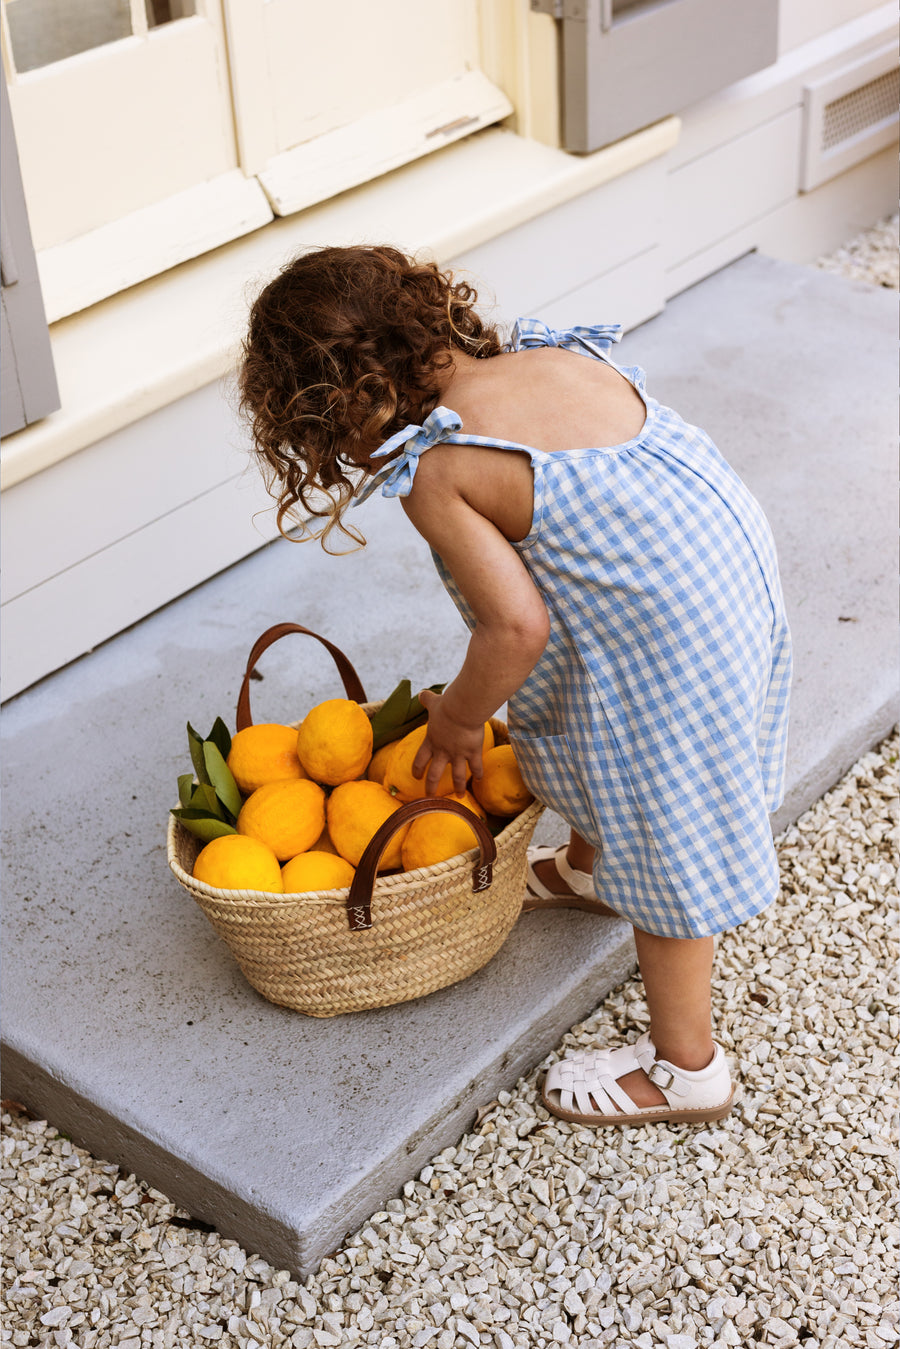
[0,120,679,491]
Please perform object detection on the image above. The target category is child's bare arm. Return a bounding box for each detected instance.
[401,479,549,793]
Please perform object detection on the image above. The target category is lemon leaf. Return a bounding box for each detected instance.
[369,680,411,748]
[171,808,237,842]
[177,774,195,809]
[187,723,209,785]
[188,782,223,816]
[207,717,232,762]
[203,741,243,820]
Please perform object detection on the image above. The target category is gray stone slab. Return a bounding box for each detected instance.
[2,252,896,1278]
[0,487,637,1276]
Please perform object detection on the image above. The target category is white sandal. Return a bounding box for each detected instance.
[523,844,617,917]
[542,1031,734,1127]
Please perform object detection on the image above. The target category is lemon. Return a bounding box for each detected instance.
[366,740,397,786]
[226,723,306,795]
[384,722,495,802]
[472,744,533,817]
[443,789,486,820]
[192,834,283,892]
[281,851,355,893]
[296,698,373,786]
[327,779,408,870]
[401,811,482,871]
[236,778,326,861]
[310,825,340,855]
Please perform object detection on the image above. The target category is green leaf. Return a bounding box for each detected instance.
[170,808,237,842]
[376,677,413,724]
[177,774,195,809]
[188,782,224,816]
[187,723,209,785]
[370,679,446,751]
[207,716,232,762]
[203,741,243,820]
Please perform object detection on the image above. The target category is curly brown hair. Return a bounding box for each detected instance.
[238,244,503,550]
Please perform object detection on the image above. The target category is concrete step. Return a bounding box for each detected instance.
[2,253,896,1278]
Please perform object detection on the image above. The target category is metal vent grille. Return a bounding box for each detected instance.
[822,67,900,151]
[801,44,900,192]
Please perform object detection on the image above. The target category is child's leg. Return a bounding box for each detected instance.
[534,835,717,1108]
[542,906,727,1123]
[617,929,715,1108]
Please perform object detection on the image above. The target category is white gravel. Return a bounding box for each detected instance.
[3,217,898,1349]
[813,214,899,289]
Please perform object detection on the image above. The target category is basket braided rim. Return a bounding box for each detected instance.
[167,707,542,909]
[167,792,544,910]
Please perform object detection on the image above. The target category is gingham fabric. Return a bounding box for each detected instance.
[355,318,792,938]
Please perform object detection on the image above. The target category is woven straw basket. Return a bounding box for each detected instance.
[167,623,544,1017]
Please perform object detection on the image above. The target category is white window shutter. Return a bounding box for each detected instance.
[540,0,780,153]
[1,68,59,438]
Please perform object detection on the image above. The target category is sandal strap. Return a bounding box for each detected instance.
[524,846,561,900]
[545,1033,699,1115]
[554,848,596,898]
[526,845,595,900]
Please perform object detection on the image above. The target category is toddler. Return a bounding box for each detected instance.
[240,245,791,1127]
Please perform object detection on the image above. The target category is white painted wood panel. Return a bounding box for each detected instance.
[757,144,899,262]
[664,145,897,299]
[37,171,273,324]
[1,468,277,701]
[452,158,664,323]
[257,72,512,218]
[224,0,483,172]
[665,109,803,273]
[1,383,266,600]
[265,0,479,153]
[7,12,237,251]
[779,0,887,55]
[535,246,664,336]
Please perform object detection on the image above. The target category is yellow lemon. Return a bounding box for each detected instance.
[295,698,373,786]
[384,722,495,802]
[327,780,408,870]
[366,740,397,786]
[472,744,533,817]
[401,811,482,871]
[192,834,283,893]
[226,723,306,795]
[281,851,356,893]
[443,789,486,820]
[310,825,340,855]
[236,778,326,861]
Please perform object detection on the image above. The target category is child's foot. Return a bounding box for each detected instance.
[542,1033,733,1126]
[524,845,618,917]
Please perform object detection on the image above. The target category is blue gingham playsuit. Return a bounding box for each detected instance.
[356,318,792,939]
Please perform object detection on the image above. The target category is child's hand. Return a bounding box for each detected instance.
[413,689,485,796]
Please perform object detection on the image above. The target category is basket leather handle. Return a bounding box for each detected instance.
[346,798,496,932]
[236,622,368,730]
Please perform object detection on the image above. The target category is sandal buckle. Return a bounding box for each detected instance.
[647,1062,675,1090]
